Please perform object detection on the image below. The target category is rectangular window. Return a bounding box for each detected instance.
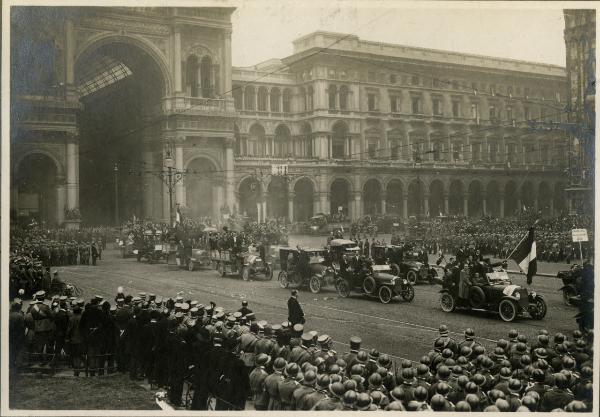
[555,91,561,102]
[368,142,377,159]
[452,101,460,118]
[390,74,397,84]
[453,143,461,161]
[506,107,513,122]
[411,97,421,114]
[390,139,399,159]
[368,94,376,111]
[471,103,479,120]
[472,143,481,161]
[433,99,442,116]
[490,142,498,163]
[390,96,398,113]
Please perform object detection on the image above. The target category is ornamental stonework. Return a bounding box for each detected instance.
[80,16,170,36]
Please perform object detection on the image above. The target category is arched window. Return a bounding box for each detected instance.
[329,85,338,109]
[185,55,199,97]
[200,56,213,98]
[257,87,268,111]
[339,85,349,110]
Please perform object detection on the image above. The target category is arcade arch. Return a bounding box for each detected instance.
[330,178,352,217]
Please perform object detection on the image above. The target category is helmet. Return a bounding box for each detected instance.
[457,356,469,366]
[357,350,369,364]
[562,356,576,370]
[329,381,346,398]
[402,368,415,383]
[554,372,569,389]
[465,393,480,410]
[336,358,347,370]
[285,362,299,377]
[460,346,473,357]
[328,364,341,375]
[368,372,382,387]
[370,390,384,406]
[465,328,475,338]
[521,395,537,411]
[369,348,380,360]
[416,364,429,376]
[420,355,431,366]
[508,329,518,339]
[484,405,500,412]
[376,366,388,378]
[390,386,405,402]
[387,401,406,411]
[580,366,593,380]
[516,342,527,353]
[442,348,454,359]
[430,394,447,411]
[517,334,528,344]
[350,364,363,376]
[495,398,510,412]
[573,329,583,340]
[342,390,357,408]
[576,339,587,350]
[316,374,330,389]
[355,392,373,411]
[488,389,505,401]
[537,334,550,346]
[458,375,470,388]
[554,333,566,344]
[273,357,286,371]
[497,339,509,350]
[377,354,391,368]
[439,324,449,335]
[344,379,357,392]
[436,382,450,396]
[493,347,506,358]
[520,354,532,366]
[473,344,486,356]
[437,365,451,379]
[508,378,522,393]
[401,359,413,369]
[414,386,428,402]
[329,374,342,384]
[456,401,471,412]
[465,381,478,394]
[534,347,548,360]
[452,365,464,376]
[499,367,512,380]
[434,338,445,350]
[255,353,270,367]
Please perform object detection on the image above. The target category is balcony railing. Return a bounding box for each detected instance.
[161,96,235,115]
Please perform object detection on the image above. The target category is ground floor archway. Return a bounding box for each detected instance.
[186,157,220,220]
[294,178,314,221]
[363,179,382,215]
[267,177,289,220]
[429,180,445,217]
[330,178,351,217]
[386,180,403,216]
[238,177,261,220]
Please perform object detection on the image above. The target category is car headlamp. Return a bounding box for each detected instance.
[402,279,408,285]
[514,292,521,300]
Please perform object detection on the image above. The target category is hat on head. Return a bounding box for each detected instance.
[233,311,242,319]
[272,324,282,334]
[317,334,331,346]
[301,333,313,346]
[349,336,362,351]
[292,323,304,337]
[242,300,248,306]
[190,300,198,307]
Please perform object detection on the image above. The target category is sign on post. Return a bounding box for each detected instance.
[571,228,588,262]
[571,229,589,242]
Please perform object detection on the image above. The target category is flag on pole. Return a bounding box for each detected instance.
[509,226,537,285]
[175,206,183,225]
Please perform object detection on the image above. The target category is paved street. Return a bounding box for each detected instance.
[60,237,577,366]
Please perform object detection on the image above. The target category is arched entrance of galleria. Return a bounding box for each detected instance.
[75,38,166,225]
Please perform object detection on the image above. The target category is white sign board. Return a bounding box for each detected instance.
[271,164,288,176]
[572,229,589,242]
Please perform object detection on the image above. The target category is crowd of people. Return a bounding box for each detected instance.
[9,226,111,299]
[9,289,593,412]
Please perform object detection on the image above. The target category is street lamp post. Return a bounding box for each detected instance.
[129,152,185,225]
[114,163,119,226]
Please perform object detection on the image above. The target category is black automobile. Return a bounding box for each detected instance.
[336,260,415,304]
[371,244,438,285]
[439,260,547,322]
[277,247,335,293]
[557,264,584,305]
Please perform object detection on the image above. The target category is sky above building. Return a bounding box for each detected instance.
[231,1,566,68]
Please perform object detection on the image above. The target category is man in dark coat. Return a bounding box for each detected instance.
[287,290,305,326]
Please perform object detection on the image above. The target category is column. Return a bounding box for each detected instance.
[266,88,271,113]
[423,193,430,217]
[499,194,505,218]
[262,199,267,222]
[482,192,487,216]
[225,137,235,211]
[353,193,362,221]
[381,192,386,215]
[224,30,232,95]
[66,138,78,210]
[280,93,284,114]
[328,136,333,159]
[56,178,66,225]
[175,140,185,207]
[463,194,469,217]
[174,27,182,93]
[319,192,328,216]
[402,191,408,219]
[241,88,245,111]
[254,91,258,112]
[65,19,75,86]
[288,191,295,222]
[444,193,449,215]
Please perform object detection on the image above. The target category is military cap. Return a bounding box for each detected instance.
[301,333,313,346]
[189,300,198,307]
[257,320,267,329]
[255,353,271,367]
[292,323,304,335]
[148,293,156,300]
[175,295,184,302]
[271,324,282,334]
[197,303,205,310]
[132,296,142,303]
[281,321,291,329]
[213,335,223,345]
[190,307,199,316]
[233,311,242,319]
[69,296,77,302]
[349,336,362,351]
[242,300,248,306]
[227,315,236,324]
[273,357,287,371]
[35,290,46,298]
[76,298,85,306]
[214,306,224,314]
[59,295,68,301]
[175,312,184,319]
[317,334,330,345]
[110,305,117,312]
[308,330,319,340]
[205,304,214,312]
[180,303,190,312]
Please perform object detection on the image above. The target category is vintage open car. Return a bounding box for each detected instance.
[278,247,334,293]
[336,260,415,304]
[119,231,136,258]
[309,214,329,234]
[187,227,218,271]
[371,244,437,285]
[557,264,584,305]
[439,260,547,322]
[136,230,167,264]
[214,245,272,281]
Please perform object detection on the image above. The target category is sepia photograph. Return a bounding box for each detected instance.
[1,0,597,414]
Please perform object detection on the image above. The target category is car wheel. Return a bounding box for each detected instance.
[440,292,455,312]
[278,271,289,288]
[529,296,547,320]
[401,284,415,302]
[309,276,322,293]
[337,280,350,298]
[407,270,418,285]
[188,261,195,272]
[265,265,273,280]
[217,262,226,277]
[390,263,400,276]
[363,276,377,295]
[242,267,250,282]
[562,286,576,306]
[498,299,518,322]
[378,286,393,304]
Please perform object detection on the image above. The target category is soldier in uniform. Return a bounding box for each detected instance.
[298,374,330,410]
[264,357,286,410]
[28,291,55,364]
[314,334,337,369]
[540,372,574,411]
[9,300,26,369]
[292,369,317,409]
[238,300,252,317]
[249,353,271,410]
[312,381,345,410]
[50,297,69,367]
[458,328,482,359]
[81,295,105,376]
[278,362,301,410]
[255,324,275,356]
[239,322,259,374]
[434,325,458,355]
[66,300,85,376]
[342,336,362,376]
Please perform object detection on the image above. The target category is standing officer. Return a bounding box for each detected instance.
[238,300,253,317]
[287,290,305,326]
[249,353,271,410]
[28,291,55,364]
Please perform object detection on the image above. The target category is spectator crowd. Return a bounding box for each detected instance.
[9,289,594,412]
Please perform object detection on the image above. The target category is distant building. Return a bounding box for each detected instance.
[563,9,595,215]
[10,7,570,226]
